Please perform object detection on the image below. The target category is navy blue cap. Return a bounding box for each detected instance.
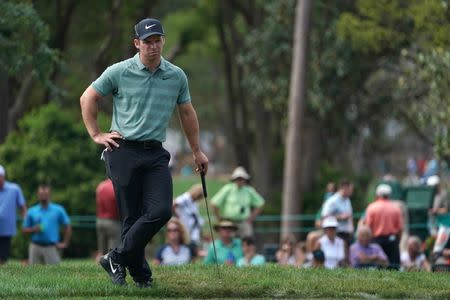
[134,18,165,40]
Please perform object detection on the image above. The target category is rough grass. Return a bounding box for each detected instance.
[1,260,450,299]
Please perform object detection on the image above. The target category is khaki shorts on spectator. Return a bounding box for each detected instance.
[29,243,61,265]
[236,221,253,238]
[96,218,122,254]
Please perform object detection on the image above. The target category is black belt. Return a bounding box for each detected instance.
[32,242,56,247]
[118,139,162,149]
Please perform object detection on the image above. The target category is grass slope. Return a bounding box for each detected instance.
[1,260,450,299]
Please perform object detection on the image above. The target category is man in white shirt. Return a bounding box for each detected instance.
[173,184,204,247]
[321,179,354,246]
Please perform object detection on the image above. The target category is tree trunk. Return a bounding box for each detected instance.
[252,105,273,200]
[299,117,321,191]
[8,75,34,134]
[43,0,78,104]
[93,0,122,78]
[0,68,9,143]
[216,1,250,169]
[281,0,312,239]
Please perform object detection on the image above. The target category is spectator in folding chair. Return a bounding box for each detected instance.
[350,226,388,269]
[237,236,266,267]
[401,235,430,272]
[204,220,243,265]
[316,217,346,269]
[153,218,194,266]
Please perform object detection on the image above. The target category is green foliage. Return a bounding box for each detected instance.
[336,0,450,165]
[238,0,295,115]
[394,48,450,162]
[0,103,109,212]
[0,1,57,79]
[0,103,110,257]
[337,0,450,54]
[337,0,411,54]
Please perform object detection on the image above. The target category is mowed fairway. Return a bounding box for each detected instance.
[1,260,450,299]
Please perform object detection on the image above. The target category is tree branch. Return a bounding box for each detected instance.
[93,0,122,77]
[8,74,34,133]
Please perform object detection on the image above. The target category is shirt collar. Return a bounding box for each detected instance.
[159,57,168,71]
[38,202,51,210]
[134,53,167,72]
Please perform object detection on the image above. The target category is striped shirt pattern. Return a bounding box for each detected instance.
[92,53,191,141]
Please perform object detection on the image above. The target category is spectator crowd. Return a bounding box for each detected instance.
[1,160,450,273]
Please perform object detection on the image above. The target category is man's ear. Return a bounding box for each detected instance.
[134,38,140,50]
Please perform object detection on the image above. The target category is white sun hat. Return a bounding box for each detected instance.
[322,216,338,229]
[230,166,251,181]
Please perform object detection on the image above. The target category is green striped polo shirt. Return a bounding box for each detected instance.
[92,53,191,141]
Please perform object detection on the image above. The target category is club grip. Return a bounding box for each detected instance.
[200,171,207,198]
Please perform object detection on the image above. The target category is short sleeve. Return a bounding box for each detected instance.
[15,185,26,208]
[321,198,334,217]
[247,186,265,207]
[91,64,121,96]
[58,207,71,225]
[23,211,33,228]
[174,193,188,206]
[375,244,388,261]
[155,245,165,262]
[210,184,232,207]
[176,70,191,104]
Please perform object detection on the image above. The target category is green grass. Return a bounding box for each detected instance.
[173,175,227,198]
[1,260,450,299]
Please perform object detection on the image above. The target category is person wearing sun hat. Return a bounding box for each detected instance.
[210,167,265,237]
[204,220,243,265]
[316,216,346,269]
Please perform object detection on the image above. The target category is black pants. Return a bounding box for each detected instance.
[0,236,12,262]
[104,139,173,282]
[373,234,400,270]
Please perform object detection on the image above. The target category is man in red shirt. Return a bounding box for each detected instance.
[96,179,121,262]
[365,184,404,269]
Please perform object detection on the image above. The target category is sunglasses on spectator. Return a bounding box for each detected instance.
[167,227,179,232]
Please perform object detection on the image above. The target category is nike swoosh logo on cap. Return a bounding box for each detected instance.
[145,24,156,30]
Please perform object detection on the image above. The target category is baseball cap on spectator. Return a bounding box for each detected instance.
[321,216,338,229]
[427,175,440,186]
[375,184,392,197]
[134,18,165,40]
[0,165,5,177]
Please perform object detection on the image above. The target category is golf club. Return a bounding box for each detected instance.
[200,170,221,278]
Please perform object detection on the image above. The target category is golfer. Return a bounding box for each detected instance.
[80,18,208,288]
